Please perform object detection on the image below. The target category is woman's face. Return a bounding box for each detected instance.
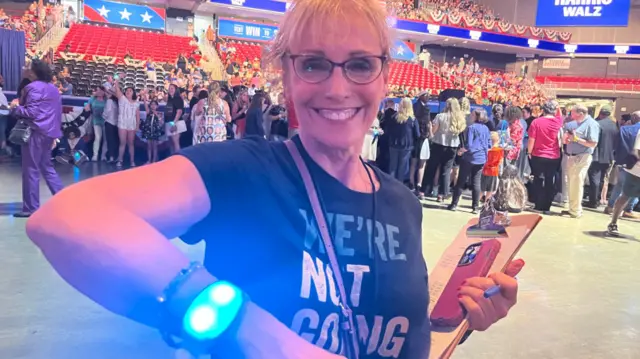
[168,85,176,97]
[95,87,105,97]
[285,18,387,150]
[151,102,158,111]
[125,88,134,99]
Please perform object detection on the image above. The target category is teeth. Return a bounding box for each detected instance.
[317,109,357,121]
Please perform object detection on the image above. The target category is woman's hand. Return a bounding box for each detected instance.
[458,258,524,331]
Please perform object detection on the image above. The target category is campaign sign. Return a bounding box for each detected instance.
[83,0,166,30]
[535,0,631,27]
[217,18,278,41]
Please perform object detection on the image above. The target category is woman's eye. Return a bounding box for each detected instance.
[347,59,373,72]
[301,58,329,72]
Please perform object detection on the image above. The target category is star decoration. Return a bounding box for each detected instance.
[140,11,153,23]
[396,46,404,55]
[97,5,110,18]
[119,8,131,21]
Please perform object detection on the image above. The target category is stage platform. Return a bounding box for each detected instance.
[1,160,639,359]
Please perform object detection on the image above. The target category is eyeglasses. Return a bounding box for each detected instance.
[288,54,387,85]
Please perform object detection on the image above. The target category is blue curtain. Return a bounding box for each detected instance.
[0,28,26,91]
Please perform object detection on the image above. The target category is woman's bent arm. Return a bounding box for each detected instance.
[25,156,212,327]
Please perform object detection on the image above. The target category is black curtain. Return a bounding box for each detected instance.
[0,28,26,91]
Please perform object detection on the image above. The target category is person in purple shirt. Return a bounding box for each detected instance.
[9,60,64,218]
[448,108,491,213]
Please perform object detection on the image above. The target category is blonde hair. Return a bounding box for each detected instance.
[490,131,500,145]
[444,98,466,135]
[396,97,414,123]
[460,97,471,115]
[264,0,392,69]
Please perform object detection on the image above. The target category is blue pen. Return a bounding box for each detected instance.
[484,276,517,298]
[483,285,501,298]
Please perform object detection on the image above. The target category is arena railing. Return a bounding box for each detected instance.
[543,81,640,94]
[32,17,66,54]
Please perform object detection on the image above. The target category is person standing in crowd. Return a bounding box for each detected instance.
[114,81,139,168]
[606,111,640,219]
[505,106,524,165]
[422,97,466,202]
[267,93,286,140]
[192,82,230,144]
[376,99,395,174]
[164,84,184,154]
[587,105,618,209]
[102,87,119,164]
[410,91,431,194]
[387,97,419,183]
[607,129,640,235]
[244,94,266,138]
[449,108,491,213]
[9,60,64,218]
[528,101,563,214]
[25,2,521,358]
[482,132,504,200]
[562,104,600,219]
[523,106,535,129]
[89,86,107,162]
[141,97,164,164]
[231,89,249,139]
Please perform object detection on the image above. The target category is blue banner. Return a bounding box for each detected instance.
[83,0,166,30]
[217,18,278,41]
[536,0,631,27]
[210,0,288,12]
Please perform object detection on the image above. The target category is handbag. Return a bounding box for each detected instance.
[284,140,360,359]
[8,120,32,146]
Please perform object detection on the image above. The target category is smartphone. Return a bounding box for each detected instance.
[113,74,120,81]
[430,239,502,328]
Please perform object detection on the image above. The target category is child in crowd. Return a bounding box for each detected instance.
[482,131,504,199]
[55,127,88,166]
[141,99,164,164]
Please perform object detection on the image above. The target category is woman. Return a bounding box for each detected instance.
[387,97,419,183]
[528,100,563,214]
[192,82,230,144]
[505,106,524,166]
[164,84,185,154]
[89,86,107,162]
[232,89,250,138]
[114,81,140,168]
[448,108,491,213]
[421,97,466,202]
[25,1,521,357]
[10,60,63,218]
[245,93,266,138]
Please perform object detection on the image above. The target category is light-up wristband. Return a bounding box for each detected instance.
[182,281,247,348]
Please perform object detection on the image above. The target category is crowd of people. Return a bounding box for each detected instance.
[434,58,549,106]
[371,93,640,236]
[0,1,62,47]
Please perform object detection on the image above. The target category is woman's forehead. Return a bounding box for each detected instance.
[289,17,385,59]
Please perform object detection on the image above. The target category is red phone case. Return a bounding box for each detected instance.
[430,239,502,327]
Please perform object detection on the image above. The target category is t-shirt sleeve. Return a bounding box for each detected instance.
[177,138,272,244]
[634,131,640,151]
[529,121,537,139]
[586,121,600,143]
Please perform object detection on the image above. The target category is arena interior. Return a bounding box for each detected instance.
[1,0,640,358]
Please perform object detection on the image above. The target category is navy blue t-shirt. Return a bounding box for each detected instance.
[179,136,430,358]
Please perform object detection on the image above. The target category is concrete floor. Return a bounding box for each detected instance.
[1,160,639,359]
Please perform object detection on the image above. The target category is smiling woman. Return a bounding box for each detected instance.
[25,0,520,358]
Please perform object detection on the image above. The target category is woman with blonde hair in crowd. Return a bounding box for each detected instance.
[387,97,420,182]
[25,0,523,357]
[192,81,231,144]
[422,97,467,202]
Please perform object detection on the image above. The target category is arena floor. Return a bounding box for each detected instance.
[1,160,639,359]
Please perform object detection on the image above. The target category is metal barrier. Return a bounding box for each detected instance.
[543,80,640,94]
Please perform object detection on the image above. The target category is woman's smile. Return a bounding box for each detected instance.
[313,107,361,122]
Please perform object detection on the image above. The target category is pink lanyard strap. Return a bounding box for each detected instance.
[284,140,360,359]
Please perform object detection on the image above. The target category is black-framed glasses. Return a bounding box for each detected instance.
[288,54,387,85]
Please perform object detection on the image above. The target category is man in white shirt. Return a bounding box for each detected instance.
[607,130,640,236]
[418,49,430,69]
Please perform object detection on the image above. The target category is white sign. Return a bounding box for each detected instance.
[542,58,572,69]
